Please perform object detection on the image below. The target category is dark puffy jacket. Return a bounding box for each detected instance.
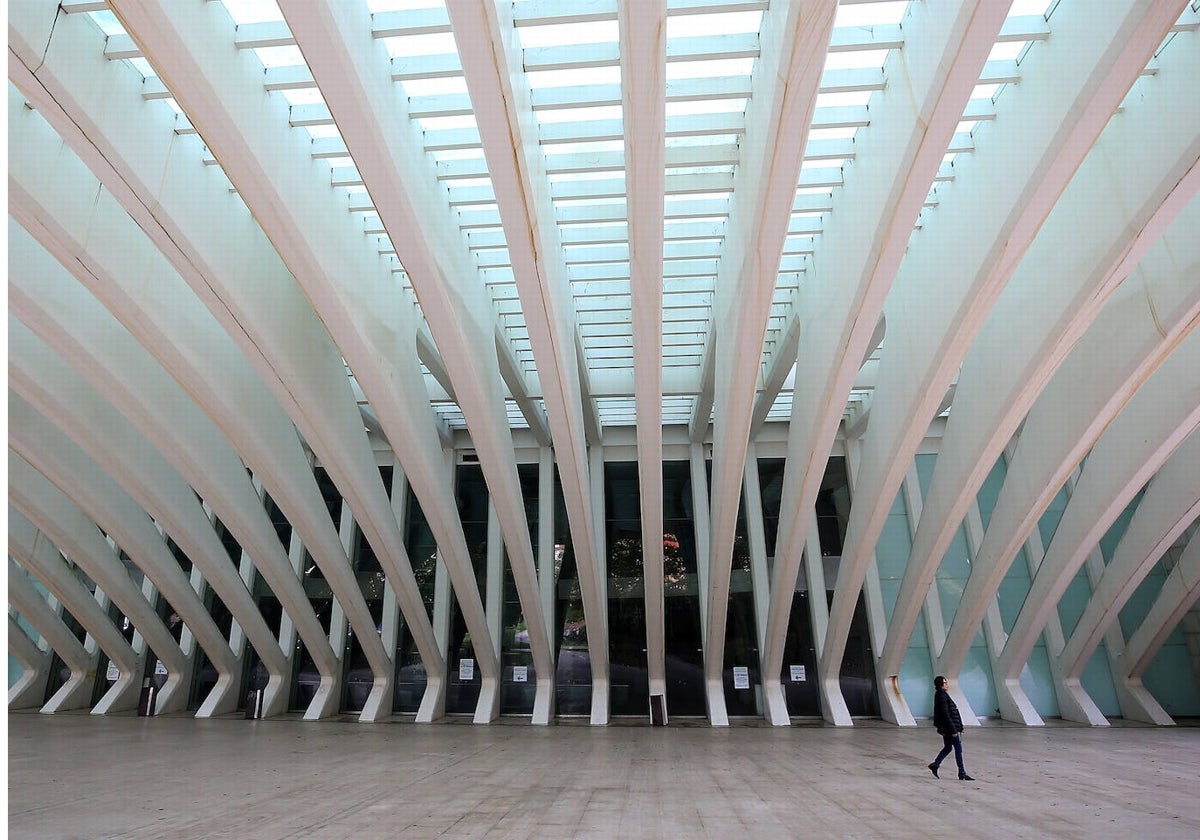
[933,689,963,735]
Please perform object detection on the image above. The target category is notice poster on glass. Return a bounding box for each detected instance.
[790,665,806,682]
[459,658,474,681]
[154,660,168,676]
[732,666,750,689]
[513,666,528,683]
[106,661,120,681]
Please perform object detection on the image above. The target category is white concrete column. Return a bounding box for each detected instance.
[477,498,505,724]
[9,512,142,715]
[7,616,52,711]
[535,447,558,725]
[589,444,610,726]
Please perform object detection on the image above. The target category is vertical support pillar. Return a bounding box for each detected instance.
[378,458,406,721]
[534,446,557,724]
[742,447,771,720]
[475,499,504,723]
[588,444,610,725]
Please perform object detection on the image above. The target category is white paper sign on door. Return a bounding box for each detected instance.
[732,666,750,689]
[790,665,806,682]
[459,658,474,680]
[513,666,528,683]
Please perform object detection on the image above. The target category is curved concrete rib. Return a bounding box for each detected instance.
[7,615,51,711]
[9,510,143,715]
[616,0,668,706]
[933,189,1200,690]
[6,217,341,719]
[9,454,192,715]
[844,0,1190,720]
[9,14,408,721]
[8,561,96,713]
[700,0,839,725]
[764,0,1012,726]
[9,322,292,715]
[884,17,1200,711]
[1056,433,1200,722]
[991,331,1200,723]
[281,0,560,723]
[1123,530,1200,700]
[10,393,241,718]
[98,0,515,720]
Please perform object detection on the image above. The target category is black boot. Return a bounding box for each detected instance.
[928,763,939,778]
[959,771,974,781]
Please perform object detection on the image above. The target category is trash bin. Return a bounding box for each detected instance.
[137,677,157,717]
[245,688,265,719]
[649,693,667,726]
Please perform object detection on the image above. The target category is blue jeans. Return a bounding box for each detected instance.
[934,733,964,773]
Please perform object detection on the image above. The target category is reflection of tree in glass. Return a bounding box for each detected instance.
[608,533,693,597]
[732,534,750,572]
[608,535,643,597]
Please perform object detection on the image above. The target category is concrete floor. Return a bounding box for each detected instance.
[7,712,1200,839]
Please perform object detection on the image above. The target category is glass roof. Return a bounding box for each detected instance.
[82,0,1188,431]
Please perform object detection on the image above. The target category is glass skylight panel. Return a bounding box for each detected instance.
[88,10,127,35]
[220,0,284,25]
[665,58,756,81]
[666,10,763,38]
[253,45,305,67]
[834,1,910,28]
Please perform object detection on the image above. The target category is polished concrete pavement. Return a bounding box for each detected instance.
[8,712,1200,839]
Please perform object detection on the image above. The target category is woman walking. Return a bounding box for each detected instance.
[928,675,974,781]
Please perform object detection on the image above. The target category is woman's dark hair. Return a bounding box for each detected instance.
[934,675,948,689]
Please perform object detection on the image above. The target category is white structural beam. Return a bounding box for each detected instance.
[15,3,442,723]
[494,328,553,447]
[8,325,293,712]
[619,0,669,707]
[7,615,53,711]
[8,565,93,712]
[1119,530,1200,723]
[8,460,191,714]
[766,0,1012,727]
[5,220,340,720]
[10,394,242,718]
[749,311,802,437]
[442,0,611,721]
[8,513,142,715]
[882,19,1200,713]
[272,0,553,723]
[702,0,839,726]
[933,187,1200,684]
[1057,441,1200,723]
[991,328,1200,723]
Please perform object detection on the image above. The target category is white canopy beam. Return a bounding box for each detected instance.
[10,395,242,718]
[8,513,142,715]
[1119,530,1200,723]
[9,459,191,715]
[9,326,293,712]
[883,1,1190,700]
[767,0,1012,727]
[1057,443,1200,723]
[444,0,611,721]
[17,3,451,720]
[6,615,52,712]
[8,564,93,713]
[702,0,839,726]
[102,0,476,720]
[5,219,340,720]
[990,329,1200,722]
[933,188,1200,683]
[618,0,669,708]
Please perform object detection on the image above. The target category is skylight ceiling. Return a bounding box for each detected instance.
[80,0,1192,433]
